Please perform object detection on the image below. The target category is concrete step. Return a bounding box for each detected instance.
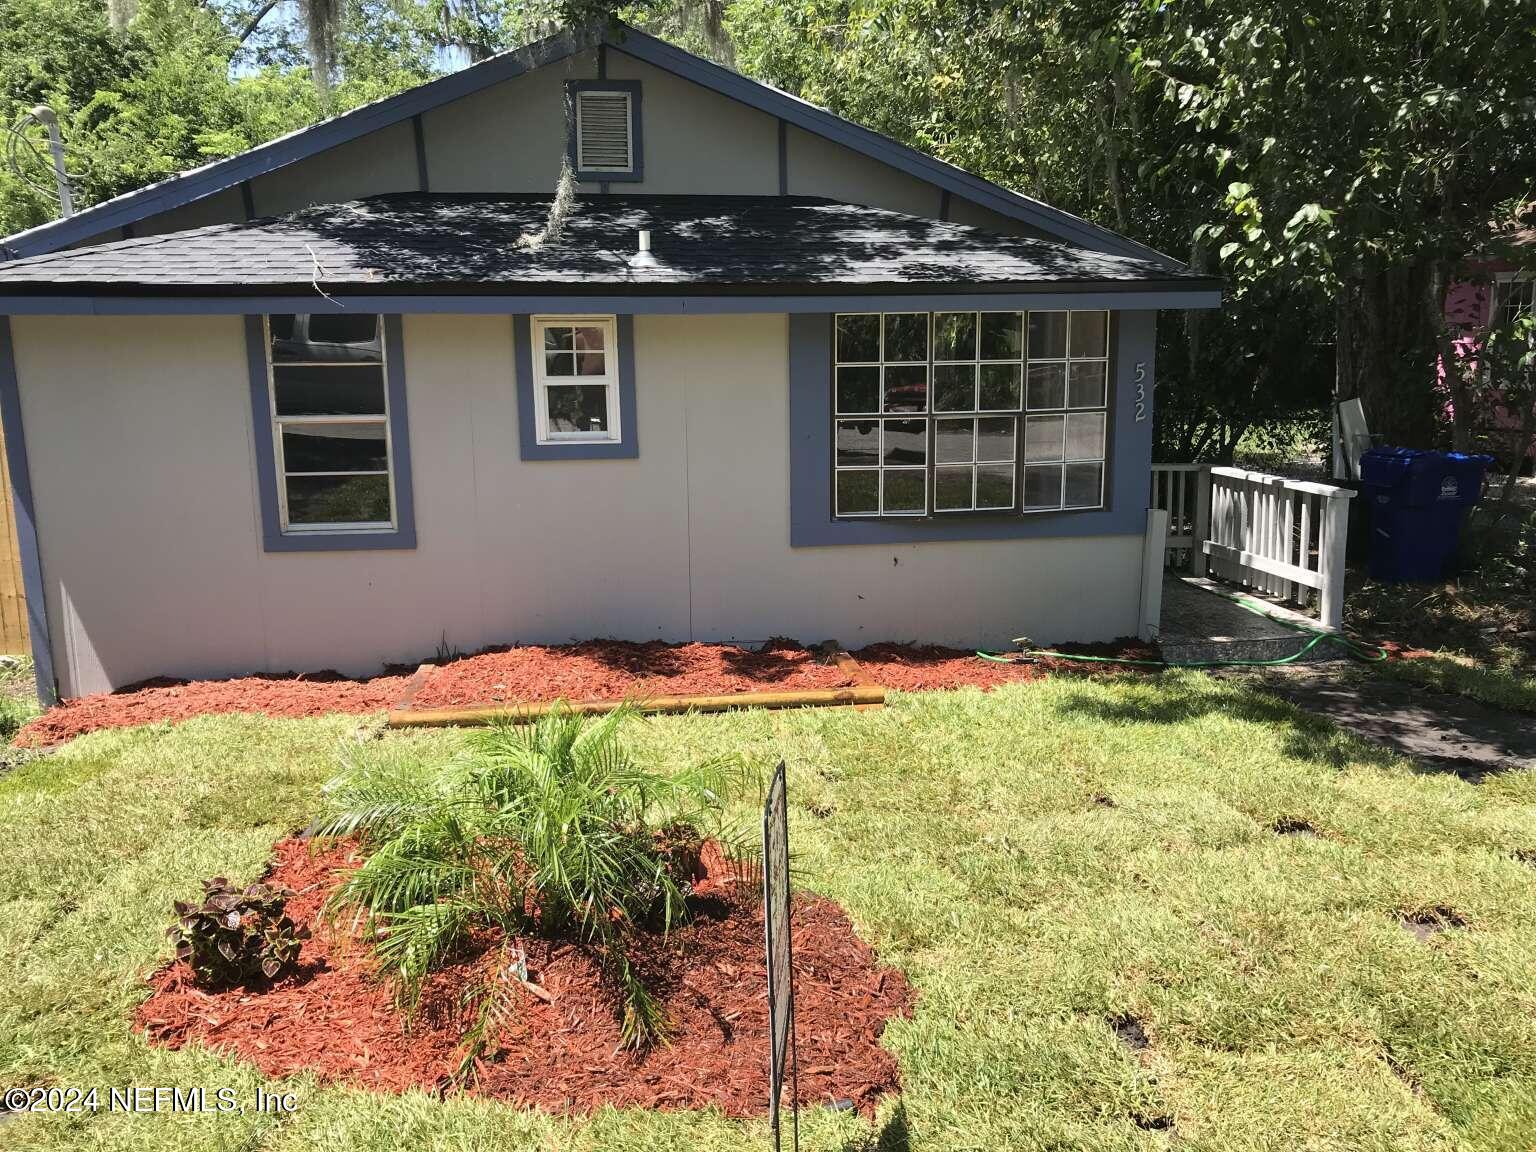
[1160,632,1333,666]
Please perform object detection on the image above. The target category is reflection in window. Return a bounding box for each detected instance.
[266,314,395,532]
[532,317,620,441]
[833,310,1110,517]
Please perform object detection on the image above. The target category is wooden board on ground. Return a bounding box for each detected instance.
[386,684,886,728]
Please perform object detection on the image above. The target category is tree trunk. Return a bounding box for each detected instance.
[1337,259,1439,447]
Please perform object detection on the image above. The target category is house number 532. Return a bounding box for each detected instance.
[1133,363,1148,422]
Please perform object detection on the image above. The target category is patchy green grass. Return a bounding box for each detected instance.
[4,675,1536,1150]
[1349,482,1536,715]
[0,654,39,743]
[1377,649,1536,714]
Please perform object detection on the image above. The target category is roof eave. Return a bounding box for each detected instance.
[0,281,1224,314]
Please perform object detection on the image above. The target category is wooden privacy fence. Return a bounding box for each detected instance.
[0,426,26,652]
[1151,464,1356,631]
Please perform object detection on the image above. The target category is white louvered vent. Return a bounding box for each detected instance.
[575,90,634,173]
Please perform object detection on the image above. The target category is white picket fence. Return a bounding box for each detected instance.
[1150,464,1356,630]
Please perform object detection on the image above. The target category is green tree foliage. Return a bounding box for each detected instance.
[729,0,1333,460]
[3,0,317,236]
[1140,0,1536,448]
[732,0,1535,455]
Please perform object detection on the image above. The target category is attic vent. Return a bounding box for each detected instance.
[574,88,635,175]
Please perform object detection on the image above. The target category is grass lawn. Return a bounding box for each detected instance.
[1348,480,1536,715]
[3,674,1536,1150]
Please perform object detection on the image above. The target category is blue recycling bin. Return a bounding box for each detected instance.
[1359,448,1492,582]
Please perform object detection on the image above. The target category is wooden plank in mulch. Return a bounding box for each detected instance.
[827,643,884,710]
[391,662,436,712]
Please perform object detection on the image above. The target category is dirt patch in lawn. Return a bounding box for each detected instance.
[135,838,913,1117]
[412,638,852,709]
[17,670,410,748]
[849,638,1159,693]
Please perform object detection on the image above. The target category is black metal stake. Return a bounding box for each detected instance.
[763,760,800,1152]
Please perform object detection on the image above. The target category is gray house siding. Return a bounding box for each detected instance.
[120,46,1061,245]
[9,311,1145,697]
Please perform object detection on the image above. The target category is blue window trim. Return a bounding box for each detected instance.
[0,317,58,704]
[513,314,638,459]
[788,309,1157,547]
[566,80,644,184]
[243,313,417,552]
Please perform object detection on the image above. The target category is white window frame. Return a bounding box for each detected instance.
[832,310,1110,519]
[1494,271,1535,329]
[531,315,622,444]
[265,315,398,535]
[1020,311,1110,514]
[575,90,634,174]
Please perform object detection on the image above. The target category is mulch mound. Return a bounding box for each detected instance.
[412,638,852,709]
[850,638,1159,693]
[16,670,410,748]
[135,838,913,1117]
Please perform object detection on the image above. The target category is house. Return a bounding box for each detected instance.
[0,22,1220,703]
[1441,209,1535,468]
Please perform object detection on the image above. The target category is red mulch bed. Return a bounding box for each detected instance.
[849,638,1160,693]
[16,670,410,748]
[411,638,852,709]
[17,637,1159,747]
[134,838,914,1117]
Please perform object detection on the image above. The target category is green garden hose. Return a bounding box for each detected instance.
[977,596,1389,670]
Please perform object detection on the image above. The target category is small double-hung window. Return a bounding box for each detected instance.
[531,316,621,443]
[265,313,397,532]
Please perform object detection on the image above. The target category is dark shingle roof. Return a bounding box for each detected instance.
[0,194,1216,296]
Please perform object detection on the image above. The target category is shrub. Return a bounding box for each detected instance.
[316,703,755,1051]
[168,878,307,987]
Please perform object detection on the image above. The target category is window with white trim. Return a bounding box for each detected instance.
[265,313,397,532]
[532,315,621,443]
[1496,273,1534,329]
[833,310,1110,517]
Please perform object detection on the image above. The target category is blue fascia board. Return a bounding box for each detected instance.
[0,289,1222,316]
[0,317,58,703]
[0,27,597,261]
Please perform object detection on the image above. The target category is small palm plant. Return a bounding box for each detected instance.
[315,704,754,1053]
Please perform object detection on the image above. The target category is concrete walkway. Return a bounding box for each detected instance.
[1234,664,1536,780]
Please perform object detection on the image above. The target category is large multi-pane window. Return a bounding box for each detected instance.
[833,310,1110,518]
[265,313,396,532]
